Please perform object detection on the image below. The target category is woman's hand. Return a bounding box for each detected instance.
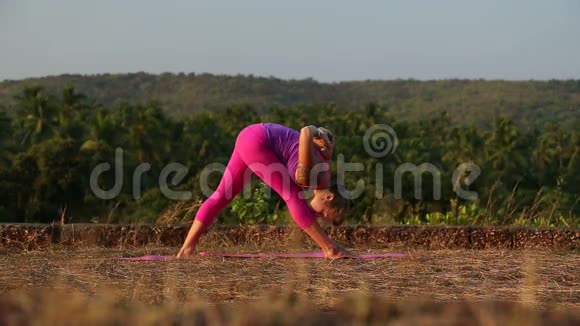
[313,128,334,159]
[176,246,196,258]
[324,244,356,259]
[304,221,354,259]
[176,220,205,258]
[317,127,334,145]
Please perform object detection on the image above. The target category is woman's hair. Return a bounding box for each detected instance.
[328,181,350,226]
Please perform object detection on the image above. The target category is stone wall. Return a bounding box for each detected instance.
[0,224,578,251]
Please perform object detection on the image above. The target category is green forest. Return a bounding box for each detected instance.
[0,75,578,227]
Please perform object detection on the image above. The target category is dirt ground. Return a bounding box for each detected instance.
[0,246,578,309]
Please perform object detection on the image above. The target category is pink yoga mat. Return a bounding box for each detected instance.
[114,251,407,261]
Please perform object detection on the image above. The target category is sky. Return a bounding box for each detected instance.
[1,0,579,82]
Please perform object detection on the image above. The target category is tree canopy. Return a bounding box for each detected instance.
[0,83,577,227]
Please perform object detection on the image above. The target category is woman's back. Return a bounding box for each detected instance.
[263,122,300,183]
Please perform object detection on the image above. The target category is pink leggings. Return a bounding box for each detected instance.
[194,124,315,229]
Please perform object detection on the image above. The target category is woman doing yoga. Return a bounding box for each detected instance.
[177,123,352,259]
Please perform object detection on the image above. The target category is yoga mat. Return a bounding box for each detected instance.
[114,251,407,261]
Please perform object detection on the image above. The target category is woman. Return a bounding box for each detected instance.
[177,123,352,259]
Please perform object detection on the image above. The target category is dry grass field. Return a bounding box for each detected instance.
[0,244,578,324]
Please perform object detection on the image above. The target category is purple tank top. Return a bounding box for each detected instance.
[263,123,301,184]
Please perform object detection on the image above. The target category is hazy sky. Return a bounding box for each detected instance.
[1,0,579,82]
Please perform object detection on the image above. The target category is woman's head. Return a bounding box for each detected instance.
[310,182,350,226]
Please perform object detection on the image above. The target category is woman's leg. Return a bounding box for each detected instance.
[194,149,249,227]
[177,139,250,257]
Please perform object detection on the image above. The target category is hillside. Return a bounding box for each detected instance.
[1,73,579,128]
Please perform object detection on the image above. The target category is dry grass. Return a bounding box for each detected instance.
[0,245,578,324]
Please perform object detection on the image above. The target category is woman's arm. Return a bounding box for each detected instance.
[176,220,206,258]
[296,126,333,187]
[295,126,318,187]
[303,220,354,258]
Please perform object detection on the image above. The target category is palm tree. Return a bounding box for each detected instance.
[443,126,483,164]
[55,87,88,139]
[484,117,526,175]
[14,87,58,146]
[81,109,117,152]
[124,103,172,164]
[182,112,229,171]
[533,127,556,185]
[0,110,13,167]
